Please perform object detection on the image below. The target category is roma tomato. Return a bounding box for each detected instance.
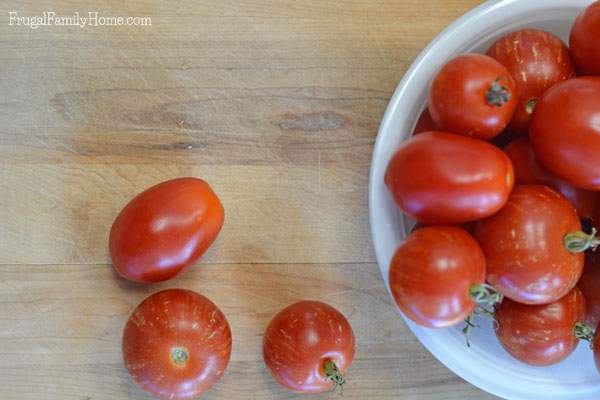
[429,53,517,140]
[475,185,584,304]
[487,29,575,134]
[496,288,585,366]
[570,1,600,75]
[505,138,599,219]
[122,289,232,400]
[389,226,486,328]
[263,301,355,394]
[579,251,600,328]
[530,77,600,190]
[385,131,514,225]
[412,108,438,135]
[110,178,224,283]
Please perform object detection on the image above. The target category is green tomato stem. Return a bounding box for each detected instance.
[324,360,346,395]
[564,228,600,253]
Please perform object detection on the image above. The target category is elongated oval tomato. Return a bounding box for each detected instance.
[496,288,585,366]
[110,178,224,283]
[530,77,600,190]
[389,226,486,328]
[570,1,600,75]
[475,185,584,304]
[429,53,517,140]
[579,251,600,328]
[385,131,514,225]
[123,289,232,400]
[487,29,575,134]
[263,301,355,394]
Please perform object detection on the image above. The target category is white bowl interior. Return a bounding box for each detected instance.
[369,0,599,399]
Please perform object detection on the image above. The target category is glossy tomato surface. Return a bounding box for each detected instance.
[487,29,575,134]
[385,131,514,225]
[475,185,584,304]
[505,138,598,219]
[122,289,232,400]
[579,251,600,328]
[429,53,517,140]
[530,77,600,190]
[570,1,600,75]
[389,226,486,328]
[263,301,355,393]
[496,287,585,366]
[110,178,224,283]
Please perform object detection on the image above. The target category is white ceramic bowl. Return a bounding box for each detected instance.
[369,0,598,399]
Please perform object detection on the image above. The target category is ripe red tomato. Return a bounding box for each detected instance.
[389,226,486,328]
[475,185,584,304]
[412,108,438,135]
[505,138,599,219]
[110,178,224,283]
[385,131,514,225]
[530,77,600,190]
[495,288,585,366]
[579,251,600,328]
[429,53,517,140]
[570,1,600,75]
[122,289,232,400]
[487,29,575,134]
[263,301,355,394]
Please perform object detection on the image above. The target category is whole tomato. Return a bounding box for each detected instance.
[570,1,600,75]
[263,301,355,394]
[496,288,585,366]
[475,185,584,305]
[429,53,517,140]
[122,289,232,400]
[389,226,486,328]
[110,178,224,283]
[412,108,438,135]
[505,138,599,219]
[579,251,600,328]
[530,77,600,190]
[487,29,575,134]
[385,131,514,225]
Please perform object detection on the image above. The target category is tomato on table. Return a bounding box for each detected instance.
[570,1,600,75]
[122,289,232,400]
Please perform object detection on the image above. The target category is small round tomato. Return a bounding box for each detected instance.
[570,1,600,75]
[487,29,575,134]
[505,138,599,219]
[429,53,517,140]
[122,289,232,400]
[263,301,355,394]
[412,108,438,135]
[530,77,600,190]
[475,185,584,304]
[110,178,224,283]
[385,131,514,225]
[389,226,486,328]
[496,288,585,366]
[579,251,600,328]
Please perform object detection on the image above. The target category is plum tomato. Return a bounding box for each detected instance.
[579,251,600,328]
[570,1,600,75]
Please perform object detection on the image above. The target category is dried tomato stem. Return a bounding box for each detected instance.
[324,360,346,395]
[574,322,595,349]
[525,98,538,114]
[564,228,600,253]
[486,78,512,107]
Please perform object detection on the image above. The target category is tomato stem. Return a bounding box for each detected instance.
[462,313,478,347]
[564,228,600,253]
[324,360,345,395]
[525,98,538,114]
[486,78,512,107]
[574,322,595,349]
[469,283,503,308]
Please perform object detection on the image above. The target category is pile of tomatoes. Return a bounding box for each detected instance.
[386,1,600,368]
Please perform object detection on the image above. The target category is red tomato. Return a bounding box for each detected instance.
[487,29,575,134]
[389,226,486,328]
[385,131,514,225]
[110,178,224,283]
[475,185,584,304]
[505,138,599,219]
[412,108,438,135]
[530,77,600,190]
[579,251,600,328]
[496,288,586,366]
[122,289,232,400]
[429,53,517,140]
[263,301,355,394]
[570,1,600,75]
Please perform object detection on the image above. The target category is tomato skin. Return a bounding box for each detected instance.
[385,131,514,225]
[505,138,599,219]
[579,251,600,328]
[487,29,575,134]
[429,53,517,140]
[263,301,355,394]
[389,226,486,328]
[530,77,600,190]
[570,1,600,75]
[109,178,224,283]
[412,108,438,135]
[475,185,584,305]
[122,289,232,400]
[496,288,585,366]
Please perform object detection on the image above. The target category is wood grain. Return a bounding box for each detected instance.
[0,0,497,399]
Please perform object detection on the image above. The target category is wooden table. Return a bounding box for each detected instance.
[0,1,497,399]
